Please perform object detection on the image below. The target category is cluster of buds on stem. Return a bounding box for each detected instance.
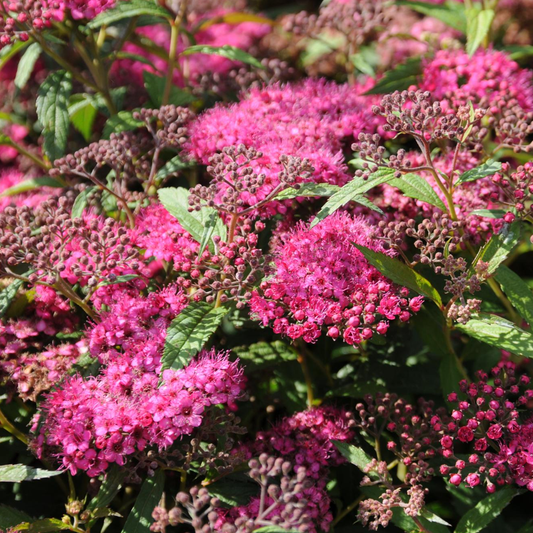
[189,144,313,217]
[175,218,268,308]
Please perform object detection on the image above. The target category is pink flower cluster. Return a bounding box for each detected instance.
[34,348,246,476]
[185,79,383,215]
[420,48,533,112]
[433,365,533,492]
[131,203,199,268]
[0,167,55,212]
[0,285,78,360]
[249,212,424,344]
[0,0,114,46]
[245,406,355,478]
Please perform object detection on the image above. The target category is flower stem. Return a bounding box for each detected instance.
[0,407,28,445]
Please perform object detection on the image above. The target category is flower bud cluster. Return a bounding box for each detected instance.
[491,162,533,228]
[156,455,332,533]
[51,106,193,191]
[432,365,533,492]
[372,90,487,147]
[0,198,139,291]
[250,212,424,345]
[283,0,390,48]
[189,144,313,217]
[175,218,267,308]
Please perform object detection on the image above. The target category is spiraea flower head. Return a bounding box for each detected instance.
[249,212,424,344]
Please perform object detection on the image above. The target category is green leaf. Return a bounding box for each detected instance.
[102,110,144,139]
[455,486,522,533]
[98,274,140,287]
[14,42,41,90]
[142,71,197,108]
[364,57,422,95]
[333,441,374,474]
[69,95,98,142]
[207,473,259,507]
[466,8,495,57]
[156,155,192,180]
[0,177,63,197]
[476,222,520,275]
[198,210,221,255]
[470,209,506,219]
[71,187,96,218]
[274,183,340,200]
[457,159,501,184]
[88,0,171,28]
[0,505,32,529]
[394,173,447,211]
[0,279,24,319]
[87,465,127,511]
[232,341,297,371]
[351,52,375,77]
[0,40,30,70]
[121,469,165,533]
[36,70,72,161]
[351,194,384,214]
[504,45,533,60]
[161,302,229,371]
[0,464,63,483]
[181,44,265,70]
[456,314,533,358]
[157,188,227,247]
[353,244,443,306]
[13,518,72,532]
[395,1,466,32]
[440,350,466,404]
[198,12,275,29]
[310,168,395,228]
[495,265,533,325]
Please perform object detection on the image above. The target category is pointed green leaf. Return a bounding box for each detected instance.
[181,44,265,70]
[333,441,374,474]
[14,42,41,90]
[466,8,495,57]
[364,57,422,95]
[88,0,171,28]
[476,222,520,275]
[71,186,96,219]
[310,168,395,228]
[157,187,226,247]
[162,302,229,371]
[495,265,533,325]
[36,70,72,161]
[0,464,63,483]
[353,244,443,306]
[156,155,192,180]
[0,505,32,529]
[394,172,447,211]
[456,314,533,358]
[470,209,506,219]
[121,469,165,533]
[232,341,297,371]
[274,183,340,200]
[87,465,127,511]
[395,1,466,32]
[142,71,197,108]
[13,518,72,532]
[455,486,522,533]
[457,159,501,184]
[69,95,98,142]
[0,177,63,197]
[102,110,144,139]
[0,279,24,318]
